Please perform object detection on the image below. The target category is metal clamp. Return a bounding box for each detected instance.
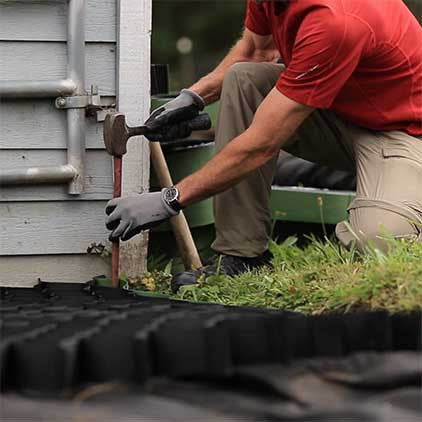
[55,85,101,109]
[55,85,115,121]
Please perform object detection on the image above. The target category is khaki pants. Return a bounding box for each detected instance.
[211,62,422,256]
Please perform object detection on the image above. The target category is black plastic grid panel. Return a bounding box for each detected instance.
[1,282,420,396]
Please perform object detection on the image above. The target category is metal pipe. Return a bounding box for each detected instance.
[0,0,87,192]
[0,165,76,186]
[0,79,77,99]
[66,0,86,195]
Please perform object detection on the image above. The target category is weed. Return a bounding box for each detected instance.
[87,242,111,259]
[135,236,422,314]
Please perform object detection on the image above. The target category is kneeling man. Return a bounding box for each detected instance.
[106,0,422,289]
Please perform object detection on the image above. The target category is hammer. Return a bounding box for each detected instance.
[104,113,211,287]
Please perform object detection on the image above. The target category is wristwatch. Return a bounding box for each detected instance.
[162,186,183,212]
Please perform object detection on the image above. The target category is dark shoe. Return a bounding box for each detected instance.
[171,250,272,293]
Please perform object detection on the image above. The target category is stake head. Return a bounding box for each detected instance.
[103,113,129,157]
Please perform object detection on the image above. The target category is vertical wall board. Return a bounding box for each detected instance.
[117,0,151,277]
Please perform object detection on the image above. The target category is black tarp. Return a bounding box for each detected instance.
[274,151,356,191]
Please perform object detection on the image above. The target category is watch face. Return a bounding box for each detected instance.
[164,187,178,203]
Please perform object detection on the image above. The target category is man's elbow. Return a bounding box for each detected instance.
[242,126,283,164]
[251,137,282,165]
[262,140,283,161]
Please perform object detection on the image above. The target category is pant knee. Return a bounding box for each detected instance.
[336,206,421,252]
[216,63,281,151]
[222,62,282,96]
[223,62,261,85]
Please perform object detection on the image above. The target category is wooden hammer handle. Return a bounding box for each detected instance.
[149,142,202,270]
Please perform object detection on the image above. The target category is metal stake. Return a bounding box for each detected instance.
[111,157,122,287]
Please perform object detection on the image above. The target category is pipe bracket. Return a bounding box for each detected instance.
[55,85,101,109]
[55,85,115,121]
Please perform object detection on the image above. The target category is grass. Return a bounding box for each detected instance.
[127,236,422,315]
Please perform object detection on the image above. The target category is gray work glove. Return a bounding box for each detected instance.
[145,89,205,132]
[105,190,178,242]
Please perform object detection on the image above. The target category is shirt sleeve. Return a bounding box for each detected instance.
[276,7,372,108]
[245,0,271,36]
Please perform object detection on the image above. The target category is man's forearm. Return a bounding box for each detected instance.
[176,127,276,206]
[189,30,278,105]
[176,89,313,206]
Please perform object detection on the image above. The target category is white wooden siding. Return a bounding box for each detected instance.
[0,255,111,287]
[0,100,108,150]
[0,150,112,201]
[0,0,116,42]
[0,43,116,96]
[0,201,109,255]
[0,0,149,286]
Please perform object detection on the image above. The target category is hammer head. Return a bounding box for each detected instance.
[104,113,129,157]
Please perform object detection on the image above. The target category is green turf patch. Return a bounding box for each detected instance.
[130,236,422,315]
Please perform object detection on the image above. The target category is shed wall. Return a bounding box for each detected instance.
[0,0,150,286]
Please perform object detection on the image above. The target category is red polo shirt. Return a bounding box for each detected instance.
[245,0,422,136]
